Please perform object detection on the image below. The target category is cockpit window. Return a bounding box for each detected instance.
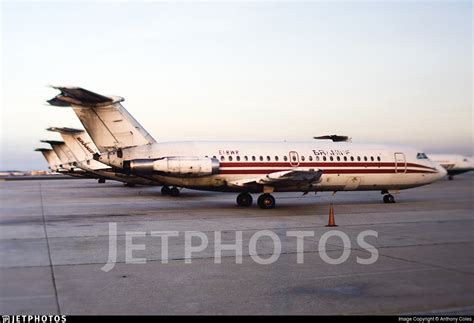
[416,152,428,159]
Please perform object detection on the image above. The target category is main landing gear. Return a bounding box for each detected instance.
[161,186,180,197]
[236,192,276,209]
[258,194,276,209]
[236,192,253,207]
[383,194,395,204]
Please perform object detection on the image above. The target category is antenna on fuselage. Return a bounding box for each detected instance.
[313,135,351,142]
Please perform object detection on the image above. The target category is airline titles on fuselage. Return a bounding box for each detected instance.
[218,149,351,156]
[216,149,351,156]
[312,149,350,156]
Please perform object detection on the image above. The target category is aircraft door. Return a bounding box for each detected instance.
[289,151,300,167]
[394,152,407,173]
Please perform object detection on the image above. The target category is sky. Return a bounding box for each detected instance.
[1,0,472,170]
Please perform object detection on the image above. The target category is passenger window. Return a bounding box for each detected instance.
[323,156,327,161]
[275,156,279,161]
[377,156,381,161]
[329,156,333,161]
[343,156,347,161]
[229,156,233,161]
[252,156,256,161]
[357,156,361,161]
[292,156,297,162]
[283,156,288,161]
[364,156,368,162]
[259,156,263,161]
[301,156,305,161]
[336,156,340,161]
[244,156,248,161]
[221,156,225,161]
[213,156,216,159]
[370,156,374,162]
[350,156,354,161]
[267,156,271,161]
[236,156,241,161]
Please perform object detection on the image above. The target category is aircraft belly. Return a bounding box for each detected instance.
[147,170,435,192]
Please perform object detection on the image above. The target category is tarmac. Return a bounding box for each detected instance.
[0,173,473,314]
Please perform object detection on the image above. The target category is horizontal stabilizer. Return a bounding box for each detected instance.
[48,86,117,107]
[40,140,65,145]
[46,127,84,134]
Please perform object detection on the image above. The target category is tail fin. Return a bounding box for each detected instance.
[40,140,76,170]
[35,148,61,171]
[47,127,98,161]
[47,86,156,153]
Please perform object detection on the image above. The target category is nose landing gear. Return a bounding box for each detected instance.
[383,194,395,203]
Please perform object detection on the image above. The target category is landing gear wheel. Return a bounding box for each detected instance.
[383,194,395,204]
[448,175,454,181]
[169,187,180,197]
[257,194,276,209]
[161,186,171,195]
[98,178,106,184]
[236,192,253,207]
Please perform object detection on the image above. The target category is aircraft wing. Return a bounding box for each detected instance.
[230,169,323,188]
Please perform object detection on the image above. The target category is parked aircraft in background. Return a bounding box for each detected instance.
[46,127,159,186]
[35,148,64,173]
[428,154,474,180]
[36,143,93,178]
[47,86,447,209]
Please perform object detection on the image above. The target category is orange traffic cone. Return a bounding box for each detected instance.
[326,203,338,227]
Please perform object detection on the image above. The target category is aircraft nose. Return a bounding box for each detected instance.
[434,162,447,180]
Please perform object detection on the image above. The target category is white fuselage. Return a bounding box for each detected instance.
[99,141,446,193]
[428,154,474,176]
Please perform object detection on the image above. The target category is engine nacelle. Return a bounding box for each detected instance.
[125,157,220,177]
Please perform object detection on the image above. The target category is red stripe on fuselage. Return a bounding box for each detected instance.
[219,169,437,175]
[219,162,434,170]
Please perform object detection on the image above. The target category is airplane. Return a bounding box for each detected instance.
[39,140,99,179]
[35,148,67,173]
[47,86,447,209]
[427,154,474,180]
[46,127,159,187]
